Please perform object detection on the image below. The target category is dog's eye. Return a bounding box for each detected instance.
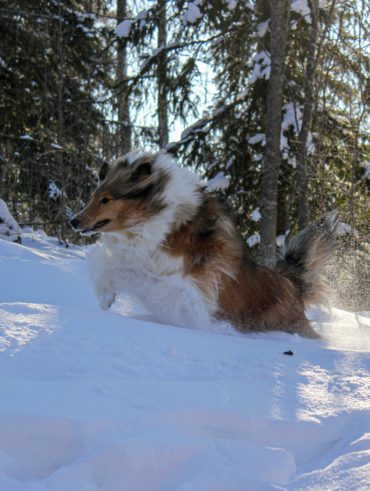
[100,197,110,205]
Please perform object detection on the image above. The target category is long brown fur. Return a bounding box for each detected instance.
[163,194,322,338]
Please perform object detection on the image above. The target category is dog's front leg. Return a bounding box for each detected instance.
[87,244,116,310]
[95,281,116,310]
[90,269,116,310]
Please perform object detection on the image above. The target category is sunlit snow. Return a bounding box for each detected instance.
[0,230,369,490]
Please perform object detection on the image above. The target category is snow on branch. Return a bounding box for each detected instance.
[226,0,238,10]
[247,234,260,247]
[291,0,311,22]
[290,0,328,23]
[48,181,62,200]
[361,162,370,180]
[166,88,249,151]
[256,20,269,38]
[0,199,21,243]
[115,19,132,38]
[183,1,203,24]
[280,102,316,165]
[250,208,261,222]
[249,51,271,83]
[206,172,230,192]
[248,133,266,146]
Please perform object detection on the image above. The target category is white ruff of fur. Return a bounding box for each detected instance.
[87,153,214,328]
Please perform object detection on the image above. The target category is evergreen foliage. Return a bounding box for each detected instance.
[0,0,368,290]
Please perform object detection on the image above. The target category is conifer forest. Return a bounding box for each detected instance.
[0,0,369,307]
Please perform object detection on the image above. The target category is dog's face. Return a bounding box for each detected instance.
[69,154,168,235]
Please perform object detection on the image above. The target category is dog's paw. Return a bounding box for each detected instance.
[98,290,116,310]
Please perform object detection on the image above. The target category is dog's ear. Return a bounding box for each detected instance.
[130,160,152,182]
[98,162,109,182]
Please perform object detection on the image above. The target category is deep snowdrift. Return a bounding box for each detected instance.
[0,230,369,491]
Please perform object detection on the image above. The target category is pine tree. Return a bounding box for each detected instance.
[0,0,110,238]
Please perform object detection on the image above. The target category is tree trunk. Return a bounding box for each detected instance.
[157,0,169,148]
[0,156,5,197]
[260,0,290,268]
[277,168,290,237]
[116,0,131,154]
[296,0,319,230]
[56,0,66,241]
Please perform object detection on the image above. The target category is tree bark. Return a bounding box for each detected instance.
[116,0,131,154]
[296,0,319,230]
[157,0,169,148]
[56,0,66,241]
[260,0,290,268]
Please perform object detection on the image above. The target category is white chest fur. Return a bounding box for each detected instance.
[107,233,183,275]
[85,153,214,327]
[87,232,184,299]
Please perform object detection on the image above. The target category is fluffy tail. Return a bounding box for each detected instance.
[276,212,339,307]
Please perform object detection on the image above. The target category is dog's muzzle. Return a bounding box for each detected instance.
[69,216,111,235]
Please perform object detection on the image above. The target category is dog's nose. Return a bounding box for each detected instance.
[69,217,80,230]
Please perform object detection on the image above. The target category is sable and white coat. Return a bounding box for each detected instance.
[70,152,337,337]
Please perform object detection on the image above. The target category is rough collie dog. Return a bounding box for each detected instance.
[70,152,337,337]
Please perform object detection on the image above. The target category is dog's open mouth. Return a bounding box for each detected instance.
[81,219,111,235]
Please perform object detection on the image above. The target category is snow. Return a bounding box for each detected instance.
[115,19,132,38]
[225,0,238,10]
[19,134,34,141]
[136,9,147,28]
[183,1,202,24]
[276,234,286,247]
[291,0,312,23]
[0,199,21,242]
[0,231,370,490]
[282,102,302,135]
[48,181,61,200]
[250,207,261,222]
[226,156,235,169]
[362,161,370,179]
[206,172,230,191]
[306,130,315,154]
[51,143,63,150]
[249,51,271,83]
[281,102,302,164]
[248,133,266,146]
[256,20,269,38]
[280,103,316,162]
[336,222,353,236]
[247,233,260,247]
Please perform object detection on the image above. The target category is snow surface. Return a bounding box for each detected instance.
[1,231,370,490]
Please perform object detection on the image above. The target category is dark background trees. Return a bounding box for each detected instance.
[0,0,369,304]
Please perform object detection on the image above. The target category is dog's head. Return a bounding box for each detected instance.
[69,153,168,235]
